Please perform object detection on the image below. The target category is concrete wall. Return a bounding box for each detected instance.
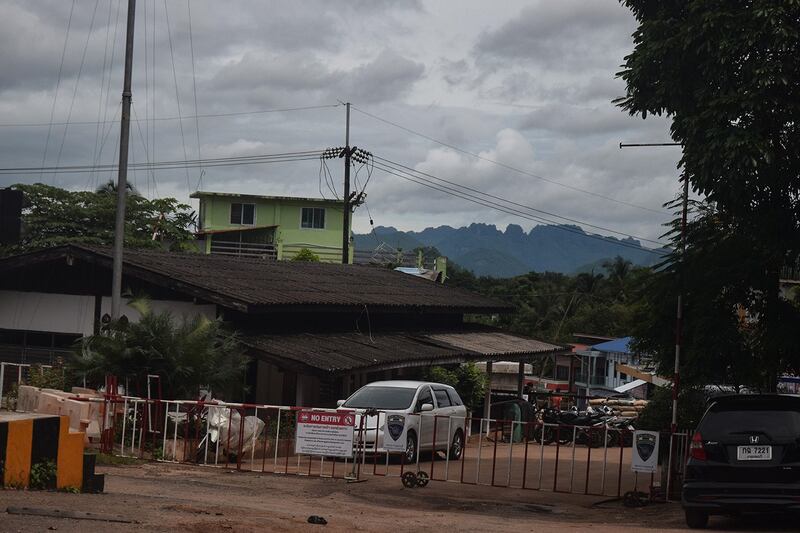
[0,290,215,336]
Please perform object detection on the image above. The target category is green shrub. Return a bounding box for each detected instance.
[292,248,320,262]
[29,460,57,490]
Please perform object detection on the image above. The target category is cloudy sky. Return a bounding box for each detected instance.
[0,0,682,246]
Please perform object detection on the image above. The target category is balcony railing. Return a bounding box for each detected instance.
[210,241,277,260]
[281,243,343,263]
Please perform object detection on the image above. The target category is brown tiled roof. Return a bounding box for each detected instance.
[241,326,568,374]
[0,245,511,314]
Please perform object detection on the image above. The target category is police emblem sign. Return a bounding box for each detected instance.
[383,414,407,452]
[631,430,660,473]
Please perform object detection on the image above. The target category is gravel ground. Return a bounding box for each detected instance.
[0,462,797,532]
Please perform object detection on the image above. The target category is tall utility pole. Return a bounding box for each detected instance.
[111,0,136,319]
[341,102,352,264]
[619,141,683,433]
[673,173,689,433]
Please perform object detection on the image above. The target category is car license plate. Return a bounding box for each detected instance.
[737,445,772,461]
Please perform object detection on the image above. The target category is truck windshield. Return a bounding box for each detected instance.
[343,386,416,410]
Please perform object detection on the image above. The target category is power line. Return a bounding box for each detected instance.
[186,0,203,190]
[0,150,323,175]
[0,104,342,128]
[375,155,666,247]
[163,0,191,193]
[91,0,115,171]
[51,0,101,185]
[38,0,77,181]
[350,105,670,216]
[369,161,664,255]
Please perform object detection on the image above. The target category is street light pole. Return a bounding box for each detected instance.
[110,0,136,319]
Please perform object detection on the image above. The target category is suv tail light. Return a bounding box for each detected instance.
[689,432,707,461]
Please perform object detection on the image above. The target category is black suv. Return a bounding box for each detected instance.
[683,394,800,528]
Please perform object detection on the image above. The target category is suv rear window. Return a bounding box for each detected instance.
[701,406,800,441]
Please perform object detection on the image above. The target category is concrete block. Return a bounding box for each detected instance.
[71,387,98,395]
[61,399,90,431]
[16,385,40,412]
[37,392,66,417]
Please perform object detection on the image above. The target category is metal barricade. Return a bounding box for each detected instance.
[87,394,691,500]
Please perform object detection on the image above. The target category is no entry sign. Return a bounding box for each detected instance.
[295,410,355,458]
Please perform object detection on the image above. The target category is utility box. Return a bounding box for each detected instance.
[0,188,23,245]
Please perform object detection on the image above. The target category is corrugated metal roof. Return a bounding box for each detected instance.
[591,337,632,354]
[190,191,342,205]
[614,379,648,393]
[426,331,560,357]
[0,245,511,314]
[241,327,568,374]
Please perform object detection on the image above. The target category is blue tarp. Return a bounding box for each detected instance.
[591,336,632,354]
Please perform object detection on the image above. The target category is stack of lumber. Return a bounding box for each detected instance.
[588,397,648,418]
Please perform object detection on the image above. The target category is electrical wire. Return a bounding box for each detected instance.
[369,160,663,255]
[96,0,123,172]
[0,150,324,175]
[143,0,150,195]
[131,103,158,197]
[350,105,669,216]
[91,0,115,170]
[51,0,101,185]
[150,0,157,196]
[0,104,343,128]
[375,155,666,247]
[163,0,191,193]
[38,0,77,181]
[187,0,203,190]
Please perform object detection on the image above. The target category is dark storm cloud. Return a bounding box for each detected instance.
[210,49,424,105]
[0,0,682,243]
[473,1,634,69]
[516,103,670,136]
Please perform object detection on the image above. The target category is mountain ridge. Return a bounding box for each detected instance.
[354,223,664,277]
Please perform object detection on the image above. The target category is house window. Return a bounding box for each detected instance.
[301,207,325,229]
[555,365,570,381]
[230,203,255,225]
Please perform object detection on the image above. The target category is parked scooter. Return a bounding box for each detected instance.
[534,406,608,447]
[604,416,635,447]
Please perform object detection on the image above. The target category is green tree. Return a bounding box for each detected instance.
[422,363,486,412]
[2,183,196,256]
[618,1,800,389]
[73,299,249,400]
[636,385,707,432]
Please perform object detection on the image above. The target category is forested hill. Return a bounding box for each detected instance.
[354,223,664,277]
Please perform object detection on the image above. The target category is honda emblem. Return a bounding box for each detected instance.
[750,435,759,444]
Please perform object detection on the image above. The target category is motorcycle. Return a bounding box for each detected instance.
[533,407,608,447]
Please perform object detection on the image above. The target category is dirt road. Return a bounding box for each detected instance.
[0,462,796,532]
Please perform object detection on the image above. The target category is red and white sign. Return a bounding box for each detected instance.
[295,410,355,458]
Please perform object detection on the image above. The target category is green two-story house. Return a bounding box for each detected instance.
[190,191,351,263]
